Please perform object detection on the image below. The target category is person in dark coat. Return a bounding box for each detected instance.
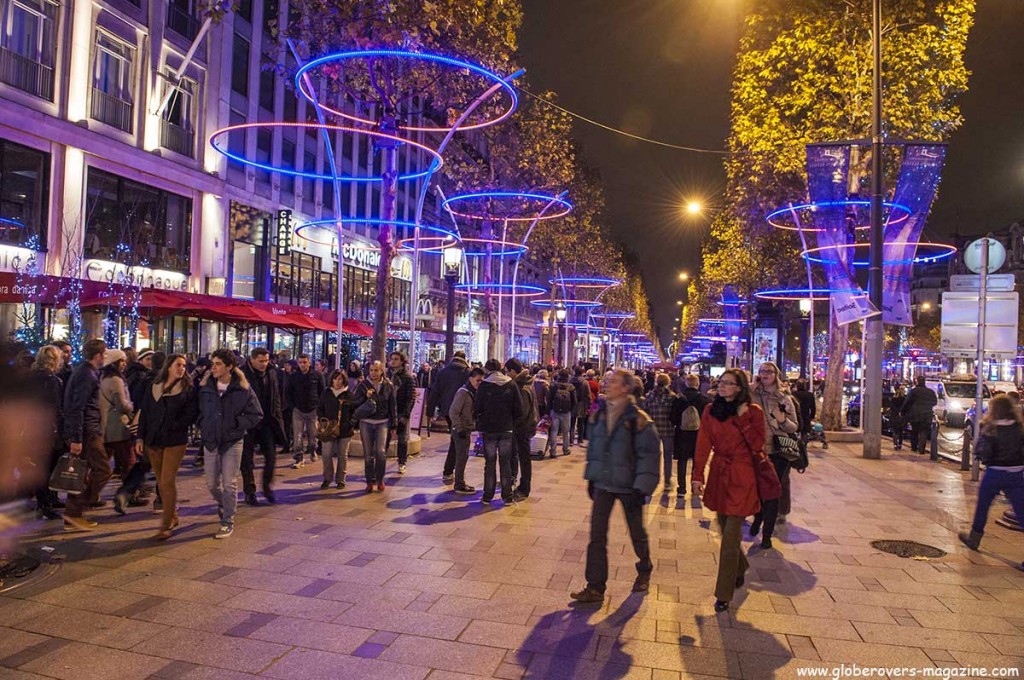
[570,368,660,604]
[352,360,397,492]
[287,354,325,468]
[30,345,66,520]
[791,380,816,438]
[317,369,355,490]
[889,385,907,450]
[241,347,286,505]
[62,338,108,532]
[431,352,470,483]
[474,359,522,504]
[197,349,263,539]
[901,375,938,454]
[388,352,417,475]
[505,359,537,500]
[673,373,710,498]
[134,354,199,540]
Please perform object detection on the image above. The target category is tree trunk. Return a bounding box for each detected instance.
[820,306,849,431]
[370,126,398,363]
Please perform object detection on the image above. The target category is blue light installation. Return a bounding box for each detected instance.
[549,276,621,288]
[530,300,603,309]
[455,283,546,298]
[294,219,458,247]
[209,122,443,183]
[800,242,956,267]
[442,191,574,222]
[754,287,861,301]
[294,50,519,133]
[765,200,912,232]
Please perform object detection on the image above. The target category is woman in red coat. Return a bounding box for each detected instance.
[691,368,765,612]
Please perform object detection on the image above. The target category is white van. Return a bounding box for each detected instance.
[924,374,990,428]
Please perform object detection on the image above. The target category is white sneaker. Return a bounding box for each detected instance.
[214,524,233,539]
[291,460,305,469]
[398,464,407,475]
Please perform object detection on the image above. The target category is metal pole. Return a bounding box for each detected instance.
[445,275,456,361]
[970,236,989,476]
[863,0,884,459]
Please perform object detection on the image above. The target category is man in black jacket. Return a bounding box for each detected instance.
[62,338,107,531]
[474,359,522,504]
[672,374,710,498]
[431,352,470,483]
[241,347,286,505]
[287,354,325,468]
[505,359,537,501]
[902,376,938,454]
[389,351,417,475]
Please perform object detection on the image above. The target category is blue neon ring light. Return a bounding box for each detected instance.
[755,287,860,301]
[765,200,913,232]
[294,50,518,133]
[209,122,442,183]
[294,219,457,247]
[549,276,621,288]
[800,242,956,266]
[455,283,546,297]
[443,191,574,222]
[530,300,603,309]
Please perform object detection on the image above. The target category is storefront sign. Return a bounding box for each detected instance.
[0,244,41,274]
[276,210,293,257]
[84,259,189,291]
[341,242,412,281]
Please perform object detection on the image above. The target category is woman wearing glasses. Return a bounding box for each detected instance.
[751,362,799,548]
[691,368,765,612]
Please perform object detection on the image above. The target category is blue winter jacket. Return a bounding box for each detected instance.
[584,400,661,495]
[197,370,264,454]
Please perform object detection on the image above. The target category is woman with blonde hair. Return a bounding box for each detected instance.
[751,361,798,549]
[959,394,1024,552]
[30,345,66,520]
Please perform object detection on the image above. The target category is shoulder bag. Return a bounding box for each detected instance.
[729,412,782,501]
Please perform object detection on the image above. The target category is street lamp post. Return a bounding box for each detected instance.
[555,302,567,366]
[443,244,463,361]
[863,0,884,460]
[799,298,812,381]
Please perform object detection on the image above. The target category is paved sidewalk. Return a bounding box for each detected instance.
[1,436,1023,679]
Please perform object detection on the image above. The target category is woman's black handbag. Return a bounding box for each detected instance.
[772,434,801,463]
[49,454,88,495]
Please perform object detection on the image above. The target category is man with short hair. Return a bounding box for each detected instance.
[474,359,522,504]
[448,367,485,494]
[241,347,286,504]
[287,354,325,468]
[505,358,537,501]
[62,338,108,531]
[430,351,470,483]
[673,373,709,497]
[571,368,660,603]
[546,369,577,458]
[570,367,592,446]
[388,351,416,474]
[902,375,938,454]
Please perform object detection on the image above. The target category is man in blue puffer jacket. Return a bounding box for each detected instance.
[571,368,661,604]
[198,348,263,539]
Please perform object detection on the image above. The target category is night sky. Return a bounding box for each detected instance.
[519,0,1024,350]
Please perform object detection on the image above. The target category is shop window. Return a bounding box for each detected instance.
[231,33,249,95]
[0,138,49,247]
[229,201,269,300]
[0,0,58,100]
[91,30,135,132]
[83,167,193,272]
[271,250,324,308]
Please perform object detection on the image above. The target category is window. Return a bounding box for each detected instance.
[0,0,58,99]
[261,0,277,33]
[279,138,295,196]
[231,33,249,95]
[166,0,199,40]
[84,167,193,272]
[159,73,196,157]
[91,31,135,132]
[229,201,269,300]
[0,139,49,247]
[258,67,275,111]
[228,108,246,155]
[255,128,272,186]
[271,250,324,307]
[237,0,251,21]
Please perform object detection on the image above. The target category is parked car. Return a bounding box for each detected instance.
[846,393,911,438]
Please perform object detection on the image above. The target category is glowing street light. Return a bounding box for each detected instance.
[685,200,703,216]
[679,271,690,282]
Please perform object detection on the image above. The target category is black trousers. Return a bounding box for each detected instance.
[508,430,533,496]
[242,425,277,496]
[909,418,930,452]
[676,430,698,487]
[442,417,458,477]
[753,456,791,540]
[890,414,905,448]
[576,412,588,443]
[585,487,652,592]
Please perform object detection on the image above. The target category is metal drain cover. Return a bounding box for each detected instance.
[870,540,947,559]
[0,552,42,592]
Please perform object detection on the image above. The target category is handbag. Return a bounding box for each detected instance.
[317,416,341,442]
[751,449,783,500]
[772,433,801,463]
[49,453,88,495]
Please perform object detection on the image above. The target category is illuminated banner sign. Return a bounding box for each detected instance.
[0,244,40,274]
[341,242,412,281]
[84,259,189,291]
[276,210,293,257]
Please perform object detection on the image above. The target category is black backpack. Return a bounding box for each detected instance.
[551,383,574,414]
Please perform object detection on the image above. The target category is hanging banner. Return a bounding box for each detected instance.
[722,285,744,367]
[805,144,878,325]
[882,145,947,325]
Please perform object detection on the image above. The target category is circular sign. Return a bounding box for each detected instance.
[964,238,1006,274]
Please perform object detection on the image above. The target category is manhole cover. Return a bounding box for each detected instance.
[0,552,41,590]
[870,540,947,559]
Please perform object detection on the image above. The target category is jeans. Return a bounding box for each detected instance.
[293,409,318,457]
[395,418,410,465]
[660,435,675,489]
[971,467,1024,535]
[585,487,652,592]
[65,436,111,518]
[715,513,749,602]
[753,456,791,539]
[149,445,185,530]
[321,437,351,484]
[547,412,572,456]
[482,432,515,501]
[242,425,277,496]
[509,430,533,496]
[205,441,243,528]
[451,430,472,487]
[360,420,388,484]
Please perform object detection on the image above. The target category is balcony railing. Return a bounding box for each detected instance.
[160,118,194,157]
[166,4,201,40]
[90,87,134,133]
[0,47,54,101]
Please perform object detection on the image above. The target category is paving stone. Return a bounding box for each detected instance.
[15,606,167,650]
[0,628,55,665]
[220,589,353,622]
[129,626,291,673]
[247,615,372,654]
[377,634,506,676]
[19,641,169,680]
[261,648,429,680]
[332,605,470,640]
